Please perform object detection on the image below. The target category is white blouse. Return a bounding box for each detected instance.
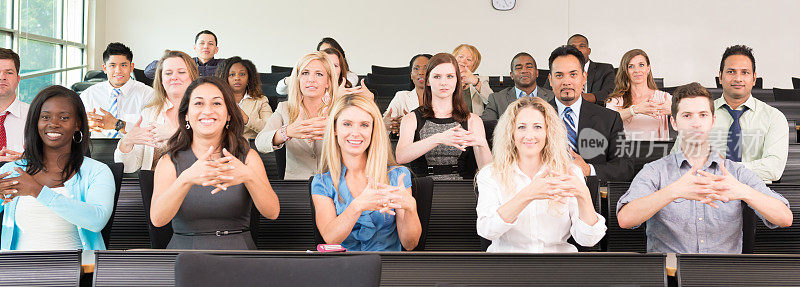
[383,90,421,118]
[476,164,607,253]
[114,100,177,173]
[15,187,82,250]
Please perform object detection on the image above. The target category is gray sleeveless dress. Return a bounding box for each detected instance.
[167,148,256,250]
[416,116,465,180]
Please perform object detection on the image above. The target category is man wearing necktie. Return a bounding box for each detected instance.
[0,48,29,162]
[712,45,786,183]
[81,43,154,139]
[546,45,633,183]
[481,52,554,121]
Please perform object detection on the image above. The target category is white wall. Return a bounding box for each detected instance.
[96,0,800,88]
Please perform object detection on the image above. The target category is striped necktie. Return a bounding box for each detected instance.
[108,88,121,138]
[563,107,578,152]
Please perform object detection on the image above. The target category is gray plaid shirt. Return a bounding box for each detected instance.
[616,150,789,253]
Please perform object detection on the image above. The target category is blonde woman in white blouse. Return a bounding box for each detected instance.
[476,96,606,253]
[114,50,199,173]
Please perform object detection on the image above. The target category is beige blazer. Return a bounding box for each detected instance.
[239,94,274,139]
[254,102,323,180]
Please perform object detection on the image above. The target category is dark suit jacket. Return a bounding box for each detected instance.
[586,61,616,103]
[549,98,634,182]
[544,60,616,104]
[481,86,555,121]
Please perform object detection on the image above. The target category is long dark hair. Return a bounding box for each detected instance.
[421,53,470,122]
[22,85,90,181]
[321,48,352,88]
[216,56,264,99]
[166,77,249,161]
[607,49,657,108]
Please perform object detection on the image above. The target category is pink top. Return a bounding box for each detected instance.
[606,90,672,141]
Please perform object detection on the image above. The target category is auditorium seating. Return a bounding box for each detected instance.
[371,65,410,75]
[773,88,800,101]
[677,254,800,286]
[174,253,382,287]
[89,138,120,165]
[101,162,124,249]
[654,78,664,89]
[488,76,513,91]
[370,83,410,112]
[270,65,293,73]
[93,250,668,287]
[366,73,411,87]
[0,250,81,286]
[793,77,800,89]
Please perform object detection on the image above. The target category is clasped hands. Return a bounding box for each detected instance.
[183,146,251,194]
[668,160,747,208]
[353,173,415,216]
[436,125,486,151]
[521,167,590,204]
[634,99,670,118]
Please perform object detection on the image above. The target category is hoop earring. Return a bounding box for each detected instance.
[186,122,191,129]
[73,131,83,143]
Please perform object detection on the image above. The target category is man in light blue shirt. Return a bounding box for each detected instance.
[617,82,791,253]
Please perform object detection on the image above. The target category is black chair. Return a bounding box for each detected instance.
[138,170,173,249]
[488,76,513,91]
[536,69,549,87]
[84,69,107,81]
[70,80,101,94]
[677,254,800,286]
[259,72,291,85]
[752,184,800,254]
[715,76,763,89]
[256,180,316,250]
[425,180,482,251]
[371,65,410,75]
[248,139,280,180]
[261,84,286,112]
[0,250,81,286]
[275,146,286,180]
[308,176,433,251]
[89,138,121,165]
[174,253,381,287]
[606,182,647,252]
[270,65,293,73]
[133,68,153,87]
[793,77,800,89]
[654,78,664,89]
[101,162,124,249]
[366,73,411,86]
[773,88,800,101]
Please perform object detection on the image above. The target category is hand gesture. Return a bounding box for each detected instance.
[635,100,662,118]
[87,108,119,132]
[152,122,178,146]
[696,159,748,203]
[383,108,407,134]
[119,117,157,152]
[667,164,721,208]
[180,146,225,190]
[544,169,590,202]
[206,148,253,194]
[435,125,472,151]
[569,149,591,176]
[0,148,22,162]
[343,79,375,100]
[383,173,416,213]
[459,65,479,86]
[286,116,327,141]
[353,177,402,215]
[0,168,44,204]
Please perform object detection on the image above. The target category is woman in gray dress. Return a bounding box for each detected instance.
[150,77,280,250]
[396,53,492,180]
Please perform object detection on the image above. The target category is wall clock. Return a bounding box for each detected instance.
[492,0,516,11]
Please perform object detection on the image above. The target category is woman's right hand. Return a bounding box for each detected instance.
[518,168,575,202]
[435,125,471,151]
[118,117,157,153]
[352,177,402,215]
[179,146,225,190]
[285,116,327,141]
[633,100,662,118]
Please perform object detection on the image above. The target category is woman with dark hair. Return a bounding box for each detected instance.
[0,85,115,250]
[216,56,273,139]
[605,49,672,140]
[150,77,279,250]
[396,53,492,180]
[383,53,432,133]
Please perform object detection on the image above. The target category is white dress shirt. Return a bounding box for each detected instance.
[80,79,155,138]
[383,89,421,117]
[476,163,606,253]
[2,97,29,153]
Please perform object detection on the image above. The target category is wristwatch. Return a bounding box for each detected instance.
[114,119,126,131]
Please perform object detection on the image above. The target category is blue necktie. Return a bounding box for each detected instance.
[108,88,121,138]
[518,90,525,99]
[563,107,578,152]
[722,104,748,162]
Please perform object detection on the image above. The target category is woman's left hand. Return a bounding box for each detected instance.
[545,170,591,202]
[343,79,375,99]
[0,168,44,203]
[207,148,253,194]
[460,66,479,86]
[382,173,416,213]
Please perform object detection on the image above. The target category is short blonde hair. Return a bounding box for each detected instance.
[319,94,397,202]
[147,50,199,113]
[287,51,338,124]
[452,44,482,71]
[491,96,572,198]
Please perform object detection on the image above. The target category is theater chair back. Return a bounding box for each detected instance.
[174,253,381,287]
[138,170,173,248]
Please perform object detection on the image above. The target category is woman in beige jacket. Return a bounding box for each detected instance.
[216,56,273,139]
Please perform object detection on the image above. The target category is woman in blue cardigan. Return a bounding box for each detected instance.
[0,85,115,250]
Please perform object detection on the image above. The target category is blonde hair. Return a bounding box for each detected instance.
[452,44,482,71]
[491,96,573,199]
[319,94,397,203]
[287,51,338,124]
[147,50,199,113]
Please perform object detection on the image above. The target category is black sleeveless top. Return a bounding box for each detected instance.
[408,107,478,179]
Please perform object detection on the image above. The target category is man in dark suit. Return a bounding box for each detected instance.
[547,45,633,182]
[481,52,555,121]
[546,34,616,105]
